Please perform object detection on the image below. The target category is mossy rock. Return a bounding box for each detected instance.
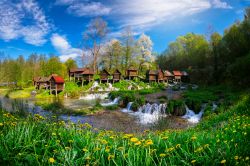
[131,102,140,111]
[185,98,202,114]
[168,100,186,116]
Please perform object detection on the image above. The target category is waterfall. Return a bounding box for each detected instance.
[122,102,133,113]
[79,93,108,100]
[89,81,103,92]
[101,97,120,106]
[129,103,167,124]
[182,104,206,123]
[212,103,218,111]
[106,83,118,91]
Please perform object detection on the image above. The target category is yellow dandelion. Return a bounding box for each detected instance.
[176,144,181,148]
[108,155,115,161]
[204,144,209,148]
[48,158,55,163]
[130,137,139,143]
[118,147,124,151]
[101,140,108,144]
[82,148,88,152]
[0,123,3,126]
[145,139,153,145]
[191,136,197,141]
[159,153,166,157]
[221,159,226,164]
[191,160,196,164]
[85,156,91,160]
[135,141,141,146]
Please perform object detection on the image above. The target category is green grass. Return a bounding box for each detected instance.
[0,92,249,165]
[5,87,35,98]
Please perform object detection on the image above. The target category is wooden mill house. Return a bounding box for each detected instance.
[146,70,164,82]
[164,70,174,83]
[69,68,94,85]
[100,69,110,83]
[126,67,138,80]
[33,76,50,90]
[173,70,182,82]
[49,74,65,96]
[112,69,122,83]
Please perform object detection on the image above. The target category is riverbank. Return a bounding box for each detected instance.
[0,90,249,165]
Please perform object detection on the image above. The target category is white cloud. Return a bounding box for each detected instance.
[56,0,234,34]
[111,0,212,30]
[67,2,111,17]
[0,0,52,46]
[56,0,111,17]
[51,33,83,62]
[212,0,232,9]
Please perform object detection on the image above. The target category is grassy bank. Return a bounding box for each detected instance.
[0,91,249,165]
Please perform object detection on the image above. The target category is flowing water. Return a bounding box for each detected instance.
[0,86,210,132]
[121,103,168,125]
[100,97,120,106]
[182,105,206,123]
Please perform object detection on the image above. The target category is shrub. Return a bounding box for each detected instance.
[64,82,80,98]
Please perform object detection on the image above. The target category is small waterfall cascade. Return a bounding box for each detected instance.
[101,97,120,106]
[182,104,206,123]
[138,103,167,115]
[106,83,118,91]
[122,103,168,125]
[79,93,108,100]
[122,102,133,113]
[89,81,101,91]
[212,103,218,111]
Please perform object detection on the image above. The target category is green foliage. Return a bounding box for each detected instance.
[113,80,131,90]
[138,89,156,95]
[157,9,250,86]
[64,82,80,98]
[104,105,119,111]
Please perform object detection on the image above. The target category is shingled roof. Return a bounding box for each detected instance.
[100,69,110,75]
[69,68,85,73]
[164,70,174,76]
[148,70,158,75]
[173,70,182,76]
[82,68,94,75]
[50,75,64,83]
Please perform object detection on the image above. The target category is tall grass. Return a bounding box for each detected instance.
[0,95,249,165]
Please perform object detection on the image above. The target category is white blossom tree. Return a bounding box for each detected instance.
[136,33,154,73]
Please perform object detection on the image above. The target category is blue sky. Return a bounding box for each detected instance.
[0,0,249,61]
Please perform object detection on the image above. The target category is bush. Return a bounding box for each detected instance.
[64,82,80,98]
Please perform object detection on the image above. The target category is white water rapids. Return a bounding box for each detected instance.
[122,102,168,125]
[101,97,120,106]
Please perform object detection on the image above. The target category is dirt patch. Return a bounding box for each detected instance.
[145,88,183,103]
